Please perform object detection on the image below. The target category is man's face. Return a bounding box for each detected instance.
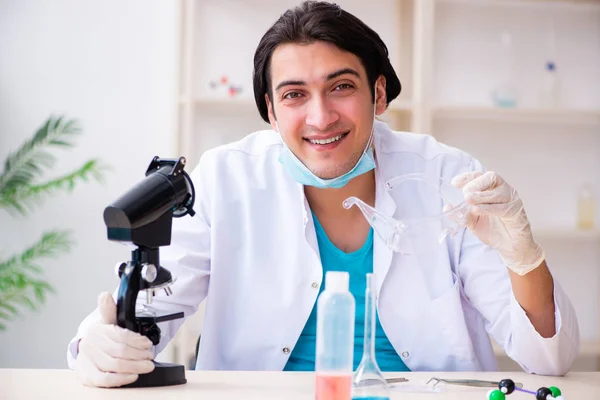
[266,41,386,179]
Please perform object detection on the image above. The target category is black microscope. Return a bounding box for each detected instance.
[103,156,196,388]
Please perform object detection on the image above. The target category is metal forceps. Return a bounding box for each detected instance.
[426,377,524,389]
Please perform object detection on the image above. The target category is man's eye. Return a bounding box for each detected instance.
[283,92,302,99]
[334,83,353,91]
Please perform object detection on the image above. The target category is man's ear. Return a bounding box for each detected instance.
[375,75,387,116]
[265,93,277,131]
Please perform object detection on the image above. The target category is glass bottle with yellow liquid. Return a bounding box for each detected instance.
[577,184,596,231]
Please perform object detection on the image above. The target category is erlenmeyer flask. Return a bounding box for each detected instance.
[352,273,390,400]
[384,173,471,232]
[343,173,471,254]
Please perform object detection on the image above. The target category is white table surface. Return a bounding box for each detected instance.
[2,369,599,399]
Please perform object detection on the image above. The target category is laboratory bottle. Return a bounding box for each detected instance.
[491,31,518,108]
[539,61,560,108]
[315,271,356,400]
[578,184,596,230]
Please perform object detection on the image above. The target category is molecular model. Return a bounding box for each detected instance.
[486,379,564,400]
[209,75,243,97]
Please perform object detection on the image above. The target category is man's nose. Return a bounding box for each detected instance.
[305,97,339,131]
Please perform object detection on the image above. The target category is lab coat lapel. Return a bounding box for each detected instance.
[303,190,321,262]
[372,126,396,297]
[301,182,324,285]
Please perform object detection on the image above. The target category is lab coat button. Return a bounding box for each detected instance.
[401,351,410,358]
[282,347,290,354]
[311,282,318,289]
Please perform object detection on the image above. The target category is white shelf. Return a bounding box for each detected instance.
[533,228,600,240]
[433,106,600,125]
[180,96,255,106]
[388,100,413,113]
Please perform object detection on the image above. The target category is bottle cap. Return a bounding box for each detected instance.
[325,271,349,293]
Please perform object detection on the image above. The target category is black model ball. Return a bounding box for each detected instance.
[499,379,516,395]
[536,387,553,400]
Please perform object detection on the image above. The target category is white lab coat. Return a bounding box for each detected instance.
[67,121,579,374]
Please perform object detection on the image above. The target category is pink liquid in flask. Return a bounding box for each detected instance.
[316,373,352,400]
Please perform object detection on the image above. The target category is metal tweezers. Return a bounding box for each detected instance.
[386,377,409,384]
[426,377,524,388]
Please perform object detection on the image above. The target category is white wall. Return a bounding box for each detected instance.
[0,0,180,368]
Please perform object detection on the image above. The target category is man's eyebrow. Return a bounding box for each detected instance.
[325,68,360,81]
[275,80,305,92]
[274,68,361,92]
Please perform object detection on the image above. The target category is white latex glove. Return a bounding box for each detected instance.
[74,292,155,387]
[451,171,545,275]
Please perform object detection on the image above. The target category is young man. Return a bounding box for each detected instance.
[69,1,579,387]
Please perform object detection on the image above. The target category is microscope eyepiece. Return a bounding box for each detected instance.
[103,156,195,247]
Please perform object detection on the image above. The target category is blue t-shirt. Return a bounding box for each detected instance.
[284,213,410,372]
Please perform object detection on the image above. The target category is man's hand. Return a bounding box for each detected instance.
[451,171,545,275]
[74,292,155,387]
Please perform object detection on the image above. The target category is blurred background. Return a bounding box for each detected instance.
[0,0,598,372]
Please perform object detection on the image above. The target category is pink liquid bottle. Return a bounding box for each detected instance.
[315,271,355,400]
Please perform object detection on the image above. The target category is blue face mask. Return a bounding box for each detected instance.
[276,101,377,189]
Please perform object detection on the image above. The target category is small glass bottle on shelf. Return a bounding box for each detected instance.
[577,184,596,231]
[491,31,518,108]
[539,14,560,109]
[539,61,560,109]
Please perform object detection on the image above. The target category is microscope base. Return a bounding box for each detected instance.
[122,361,187,388]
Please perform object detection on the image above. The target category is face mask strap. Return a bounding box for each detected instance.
[362,83,379,154]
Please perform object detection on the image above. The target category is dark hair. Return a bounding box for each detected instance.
[253,0,401,123]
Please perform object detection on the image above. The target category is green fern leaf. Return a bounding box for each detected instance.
[0,116,81,198]
[0,230,72,276]
[0,197,26,215]
[0,160,106,215]
[0,300,18,315]
[0,115,106,331]
[20,262,42,274]
[0,230,68,327]
[33,285,46,302]
[0,309,11,321]
[48,140,71,147]
[0,283,56,329]
[33,281,54,302]
[19,294,37,311]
